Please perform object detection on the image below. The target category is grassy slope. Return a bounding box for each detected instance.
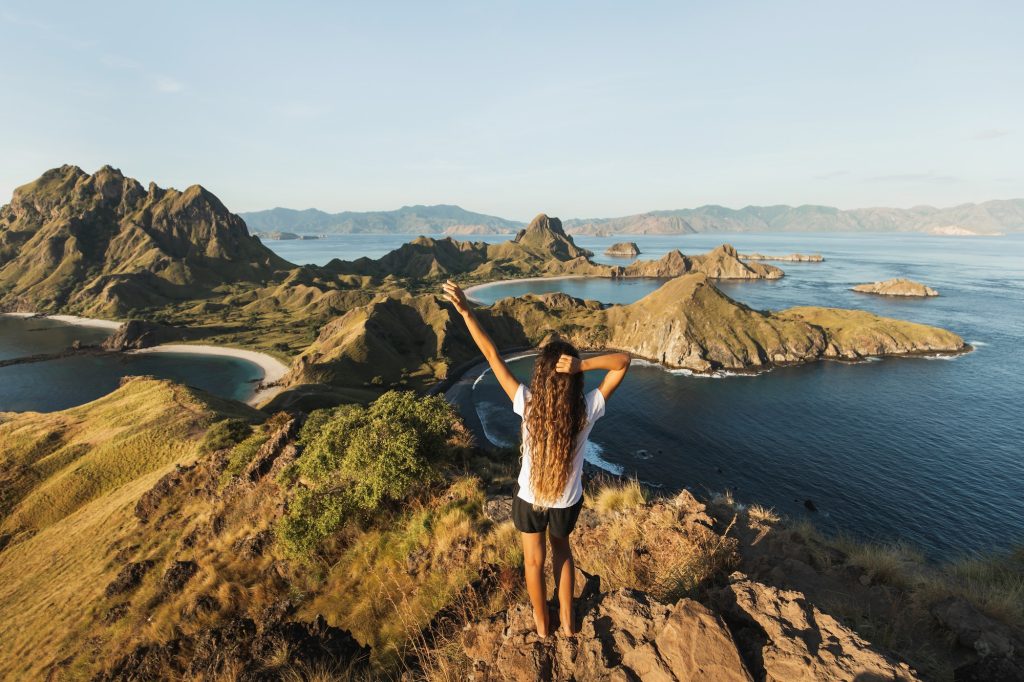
[0,378,261,679]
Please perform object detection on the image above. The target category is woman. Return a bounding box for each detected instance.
[443,279,630,637]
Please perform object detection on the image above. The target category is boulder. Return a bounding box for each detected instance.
[462,587,753,681]
[715,574,923,681]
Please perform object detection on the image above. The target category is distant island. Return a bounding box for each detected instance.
[852,278,939,297]
[740,252,824,262]
[604,241,641,257]
[242,200,1024,236]
[253,231,323,241]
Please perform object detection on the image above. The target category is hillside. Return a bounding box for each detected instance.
[284,272,966,389]
[240,204,523,235]
[0,165,292,316]
[564,199,1024,235]
[1,389,1018,680]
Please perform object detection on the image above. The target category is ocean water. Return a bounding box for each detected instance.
[0,319,264,411]
[459,233,1024,558]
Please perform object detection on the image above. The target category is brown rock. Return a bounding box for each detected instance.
[851,278,939,297]
[716,574,923,681]
[604,242,641,257]
[461,588,752,681]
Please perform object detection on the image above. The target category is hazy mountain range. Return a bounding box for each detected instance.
[241,199,1024,236]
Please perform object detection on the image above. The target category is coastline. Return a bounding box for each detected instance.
[2,313,288,407]
[130,344,289,406]
[1,312,122,330]
[463,274,588,302]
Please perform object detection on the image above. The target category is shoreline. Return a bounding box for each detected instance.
[463,274,588,302]
[130,344,289,406]
[3,313,288,408]
[1,312,122,330]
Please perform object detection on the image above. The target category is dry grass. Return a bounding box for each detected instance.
[747,503,780,526]
[589,478,647,514]
[574,493,738,603]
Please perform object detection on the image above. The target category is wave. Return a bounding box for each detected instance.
[585,440,625,476]
[967,340,988,347]
[632,358,766,379]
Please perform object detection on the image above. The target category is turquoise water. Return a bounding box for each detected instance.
[0,319,264,411]
[458,233,1024,558]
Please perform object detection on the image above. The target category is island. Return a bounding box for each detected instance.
[604,241,641,257]
[740,252,824,262]
[852,278,939,297]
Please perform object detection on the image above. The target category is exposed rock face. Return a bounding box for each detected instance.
[462,588,754,681]
[740,252,824,262]
[716,575,923,682]
[852,278,939,297]
[0,165,291,316]
[604,241,641,257]
[289,272,967,388]
[460,577,924,682]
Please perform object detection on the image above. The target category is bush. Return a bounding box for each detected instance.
[200,419,253,453]
[220,432,269,484]
[278,391,458,557]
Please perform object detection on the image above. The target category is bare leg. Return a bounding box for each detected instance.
[549,531,575,635]
[521,531,549,637]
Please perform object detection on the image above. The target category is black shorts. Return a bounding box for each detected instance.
[511,484,583,538]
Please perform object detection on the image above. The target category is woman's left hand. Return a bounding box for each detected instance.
[443,279,471,315]
[555,354,582,374]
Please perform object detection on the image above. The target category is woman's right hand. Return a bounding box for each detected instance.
[443,279,471,315]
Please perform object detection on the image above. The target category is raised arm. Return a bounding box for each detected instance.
[556,351,631,401]
[443,280,520,402]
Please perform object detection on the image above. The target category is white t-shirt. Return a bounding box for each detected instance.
[513,383,606,508]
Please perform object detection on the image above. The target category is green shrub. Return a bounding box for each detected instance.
[200,418,253,453]
[220,432,269,484]
[278,391,458,557]
[276,487,356,558]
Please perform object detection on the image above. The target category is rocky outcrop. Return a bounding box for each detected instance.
[716,575,923,682]
[740,252,824,262]
[604,241,641,257]
[102,319,204,350]
[459,577,924,682]
[462,588,754,681]
[0,165,292,316]
[852,278,939,297]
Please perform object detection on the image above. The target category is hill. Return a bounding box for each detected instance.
[0,165,292,316]
[285,272,966,389]
[565,199,1024,234]
[240,204,523,235]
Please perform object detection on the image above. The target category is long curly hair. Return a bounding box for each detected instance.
[523,340,587,506]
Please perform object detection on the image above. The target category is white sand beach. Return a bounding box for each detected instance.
[131,344,290,406]
[1,312,123,330]
[463,274,587,302]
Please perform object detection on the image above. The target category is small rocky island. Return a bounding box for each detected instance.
[604,241,641,257]
[741,252,824,262]
[852,278,939,297]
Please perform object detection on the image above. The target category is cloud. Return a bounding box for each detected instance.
[814,170,850,180]
[973,129,1011,140]
[154,77,184,94]
[864,172,961,184]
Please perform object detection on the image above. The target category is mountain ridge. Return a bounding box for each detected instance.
[242,199,1024,235]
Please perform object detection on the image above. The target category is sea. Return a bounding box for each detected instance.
[3,231,1022,558]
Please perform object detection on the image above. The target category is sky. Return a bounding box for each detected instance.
[1,1,1022,221]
